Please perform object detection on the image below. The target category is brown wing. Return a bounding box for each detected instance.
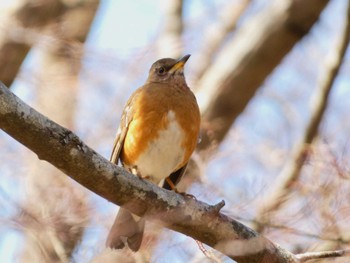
[110,90,139,164]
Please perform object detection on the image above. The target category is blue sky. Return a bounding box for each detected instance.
[89,0,161,55]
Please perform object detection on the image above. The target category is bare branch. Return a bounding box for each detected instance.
[254,0,350,232]
[195,240,222,263]
[296,249,350,262]
[2,81,350,262]
[192,0,251,81]
[0,82,301,263]
[157,0,184,57]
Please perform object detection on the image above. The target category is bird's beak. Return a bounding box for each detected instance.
[169,54,191,73]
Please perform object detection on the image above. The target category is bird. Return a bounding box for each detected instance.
[106,54,201,252]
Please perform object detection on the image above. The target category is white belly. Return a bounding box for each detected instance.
[127,111,185,185]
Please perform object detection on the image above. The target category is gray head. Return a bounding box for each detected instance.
[146,54,190,84]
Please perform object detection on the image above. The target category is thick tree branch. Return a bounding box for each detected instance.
[0,82,298,263]
[1,83,349,262]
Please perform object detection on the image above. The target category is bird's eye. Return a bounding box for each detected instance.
[157,67,165,75]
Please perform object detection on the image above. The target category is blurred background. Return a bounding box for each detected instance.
[0,0,350,262]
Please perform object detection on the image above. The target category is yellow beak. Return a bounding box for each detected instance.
[169,54,191,73]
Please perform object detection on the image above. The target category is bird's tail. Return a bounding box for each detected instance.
[106,208,145,252]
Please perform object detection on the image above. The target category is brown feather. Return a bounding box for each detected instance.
[109,90,141,164]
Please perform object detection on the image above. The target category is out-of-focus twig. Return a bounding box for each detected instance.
[18,1,100,262]
[296,249,350,262]
[157,0,183,58]
[195,240,222,263]
[192,0,251,82]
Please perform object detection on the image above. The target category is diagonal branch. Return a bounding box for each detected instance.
[1,82,350,262]
[0,82,298,263]
[296,249,350,262]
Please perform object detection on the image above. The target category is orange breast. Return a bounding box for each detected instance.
[121,83,200,173]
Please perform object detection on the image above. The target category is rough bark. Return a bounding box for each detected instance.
[2,78,350,262]
[0,82,301,263]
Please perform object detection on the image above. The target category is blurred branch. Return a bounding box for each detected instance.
[296,249,350,262]
[0,0,66,87]
[196,0,329,155]
[234,214,350,244]
[0,82,307,263]
[192,0,251,81]
[16,0,100,261]
[157,0,183,57]
[254,0,350,232]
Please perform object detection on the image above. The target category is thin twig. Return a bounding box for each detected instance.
[234,214,349,244]
[192,0,251,82]
[296,249,350,262]
[195,240,222,263]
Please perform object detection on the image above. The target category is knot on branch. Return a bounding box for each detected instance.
[209,200,225,214]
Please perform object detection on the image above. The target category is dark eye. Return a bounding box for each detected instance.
[157,67,165,75]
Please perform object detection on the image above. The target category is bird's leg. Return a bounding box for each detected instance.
[165,177,178,192]
[165,178,196,200]
[130,166,149,180]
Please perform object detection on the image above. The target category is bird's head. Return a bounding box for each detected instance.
[147,54,190,84]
